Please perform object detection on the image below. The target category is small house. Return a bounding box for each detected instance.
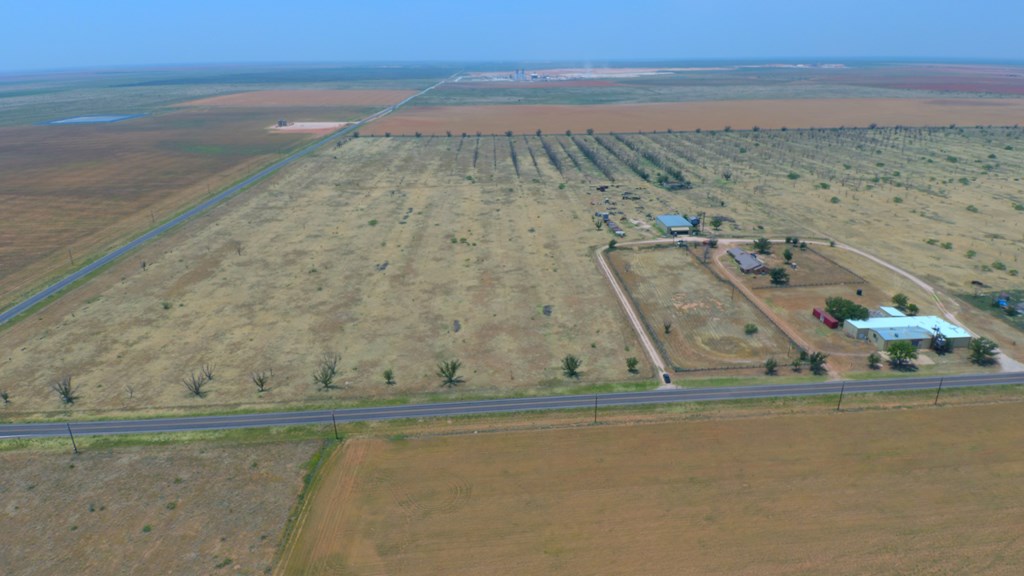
[726,248,766,274]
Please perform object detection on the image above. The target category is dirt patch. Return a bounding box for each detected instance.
[178,89,418,107]
[270,121,348,134]
[0,440,318,576]
[365,98,1024,135]
[278,403,1024,575]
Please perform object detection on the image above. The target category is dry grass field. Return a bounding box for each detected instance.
[278,402,1024,576]
[609,246,794,371]
[3,124,1024,417]
[0,136,647,418]
[0,439,319,576]
[0,103,376,310]
[364,98,1024,135]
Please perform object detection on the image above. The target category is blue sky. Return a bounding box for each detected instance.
[3,0,1023,72]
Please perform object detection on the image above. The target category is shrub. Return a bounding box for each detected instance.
[744,324,759,335]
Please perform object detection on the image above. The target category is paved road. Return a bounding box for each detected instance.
[0,77,449,327]
[1,372,1020,439]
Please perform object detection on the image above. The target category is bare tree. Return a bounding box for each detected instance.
[1,390,9,405]
[124,385,134,400]
[52,376,78,405]
[437,359,463,388]
[182,371,207,397]
[252,369,272,392]
[663,319,673,334]
[314,353,340,390]
[201,363,214,381]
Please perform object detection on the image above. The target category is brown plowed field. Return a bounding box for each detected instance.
[277,403,1024,575]
[365,98,1024,135]
[178,89,418,107]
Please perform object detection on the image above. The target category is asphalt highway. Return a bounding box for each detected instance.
[0,77,449,327]
[1,371,1020,439]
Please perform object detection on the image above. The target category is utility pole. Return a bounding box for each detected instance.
[331,410,339,440]
[66,422,79,454]
[934,377,944,406]
[836,381,847,412]
[67,248,74,265]
[593,395,598,424]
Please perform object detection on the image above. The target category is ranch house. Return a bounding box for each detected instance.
[842,307,972,350]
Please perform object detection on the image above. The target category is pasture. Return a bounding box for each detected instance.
[2,124,1023,417]
[277,402,1024,576]
[609,246,794,371]
[0,439,318,576]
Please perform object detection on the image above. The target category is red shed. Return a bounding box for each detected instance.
[812,308,840,329]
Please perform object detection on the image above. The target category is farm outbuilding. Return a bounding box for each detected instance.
[655,214,692,236]
[842,316,972,350]
[726,248,767,274]
[812,308,840,329]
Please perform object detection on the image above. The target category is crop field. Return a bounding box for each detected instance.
[277,402,1024,576]
[176,89,419,108]
[609,246,794,371]
[0,440,318,576]
[364,98,1024,136]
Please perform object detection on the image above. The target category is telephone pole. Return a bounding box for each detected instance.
[66,423,79,454]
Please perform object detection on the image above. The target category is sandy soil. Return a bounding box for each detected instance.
[278,403,1024,575]
[270,121,348,134]
[178,89,418,108]
[365,98,1024,135]
[0,440,319,576]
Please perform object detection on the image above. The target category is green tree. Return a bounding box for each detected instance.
[383,368,395,385]
[562,355,582,378]
[790,358,803,372]
[825,296,869,322]
[626,357,640,374]
[867,351,882,369]
[891,293,910,312]
[710,216,723,231]
[437,359,463,387]
[783,248,793,262]
[807,351,829,375]
[586,128,594,135]
[608,239,617,250]
[906,303,919,316]
[968,337,999,365]
[744,323,759,335]
[769,267,790,286]
[764,358,778,375]
[886,341,918,369]
[752,237,772,254]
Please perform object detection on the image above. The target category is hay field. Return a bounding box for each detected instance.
[0,136,646,418]
[364,98,1024,135]
[0,440,318,576]
[176,89,418,108]
[277,403,1024,576]
[609,246,793,371]
[0,105,376,311]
